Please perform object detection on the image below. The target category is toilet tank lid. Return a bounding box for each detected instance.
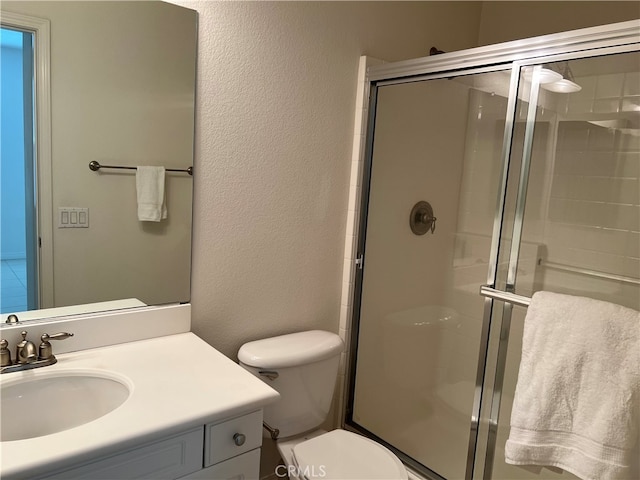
[238,330,343,368]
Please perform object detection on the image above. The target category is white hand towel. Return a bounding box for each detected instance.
[136,166,167,222]
[505,291,640,480]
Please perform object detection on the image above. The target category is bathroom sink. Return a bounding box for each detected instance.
[1,371,130,441]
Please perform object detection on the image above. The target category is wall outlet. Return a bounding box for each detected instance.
[58,207,89,228]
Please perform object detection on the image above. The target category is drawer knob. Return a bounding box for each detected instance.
[233,433,246,446]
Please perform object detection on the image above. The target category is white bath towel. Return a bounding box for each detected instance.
[136,166,167,222]
[505,291,639,480]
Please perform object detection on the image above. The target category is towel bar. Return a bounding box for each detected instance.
[479,286,531,307]
[542,260,639,286]
[89,161,193,176]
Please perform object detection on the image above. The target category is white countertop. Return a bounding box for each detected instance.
[0,332,280,479]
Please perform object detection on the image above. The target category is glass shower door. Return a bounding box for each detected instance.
[348,68,513,479]
[485,50,640,480]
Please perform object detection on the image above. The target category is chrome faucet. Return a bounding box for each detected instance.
[1,331,74,374]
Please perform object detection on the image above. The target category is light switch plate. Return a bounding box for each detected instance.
[58,207,89,228]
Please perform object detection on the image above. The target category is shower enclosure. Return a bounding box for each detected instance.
[346,21,639,480]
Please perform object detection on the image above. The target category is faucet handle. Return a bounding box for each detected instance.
[42,332,74,341]
[39,332,74,361]
[0,339,11,367]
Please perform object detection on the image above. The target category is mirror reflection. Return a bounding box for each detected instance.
[0,1,197,322]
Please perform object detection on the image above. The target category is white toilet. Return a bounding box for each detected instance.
[238,330,408,480]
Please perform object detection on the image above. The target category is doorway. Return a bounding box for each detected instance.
[0,26,37,313]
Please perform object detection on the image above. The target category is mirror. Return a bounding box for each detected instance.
[0,1,196,323]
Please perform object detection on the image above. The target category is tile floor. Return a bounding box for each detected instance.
[1,258,27,313]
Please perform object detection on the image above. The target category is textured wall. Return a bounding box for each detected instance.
[180,1,640,362]
[478,1,639,46]
[175,1,484,359]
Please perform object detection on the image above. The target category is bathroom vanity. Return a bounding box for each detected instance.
[0,306,279,480]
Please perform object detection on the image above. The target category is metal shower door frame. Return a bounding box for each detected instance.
[346,20,640,480]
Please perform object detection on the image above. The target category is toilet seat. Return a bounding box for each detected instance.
[291,429,408,480]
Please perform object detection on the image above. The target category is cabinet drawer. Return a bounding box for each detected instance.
[179,448,260,480]
[204,410,262,466]
[41,427,204,479]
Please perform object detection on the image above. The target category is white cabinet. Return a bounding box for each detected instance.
[40,428,204,480]
[38,411,264,480]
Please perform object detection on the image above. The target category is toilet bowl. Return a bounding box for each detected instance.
[238,330,408,480]
[283,428,407,480]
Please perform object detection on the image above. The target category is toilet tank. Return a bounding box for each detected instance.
[238,330,343,439]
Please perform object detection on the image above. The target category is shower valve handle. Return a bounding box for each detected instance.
[410,201,437,235]
[421,213,437,233]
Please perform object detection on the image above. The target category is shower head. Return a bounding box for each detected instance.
[542,61,582,93]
